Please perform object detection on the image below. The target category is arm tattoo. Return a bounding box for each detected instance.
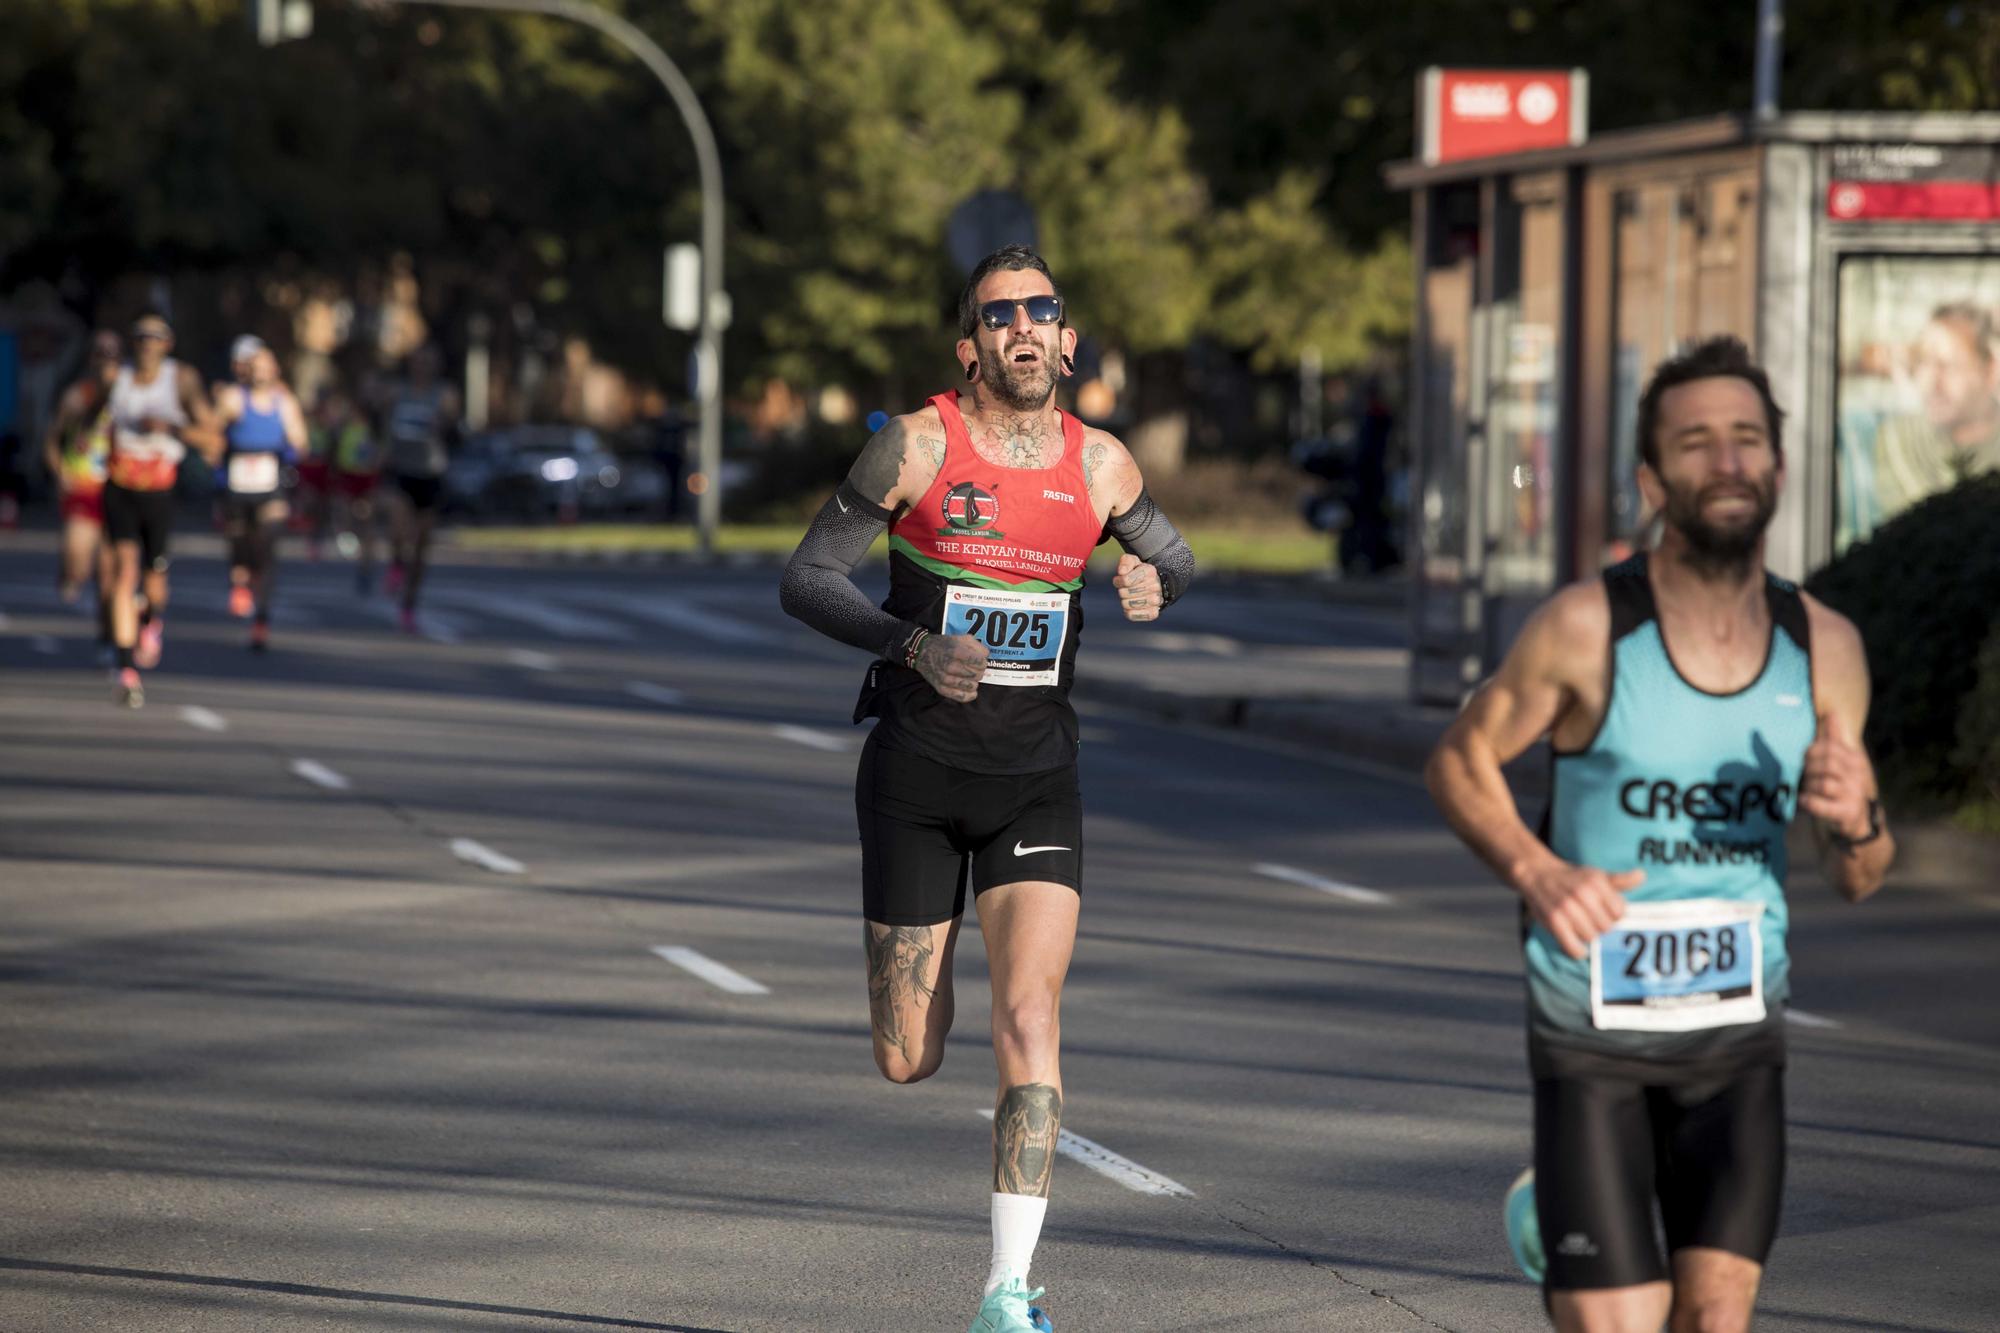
[992,1082,1062,1197]
[848,418,909,504]
[865,923,937,1066]
[911,430,945,473]
[1082,441,1109,492]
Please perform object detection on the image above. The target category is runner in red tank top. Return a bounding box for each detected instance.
[782,245,1196,1331]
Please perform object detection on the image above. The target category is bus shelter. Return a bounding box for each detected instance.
[1387,111,2000,705]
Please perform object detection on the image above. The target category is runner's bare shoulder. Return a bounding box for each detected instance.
[1515,578,1614,699]
[850,404,947,508]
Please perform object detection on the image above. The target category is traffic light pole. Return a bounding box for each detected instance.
[384,0,727,555]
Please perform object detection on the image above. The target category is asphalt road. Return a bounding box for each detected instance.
[1,543,1995,1332]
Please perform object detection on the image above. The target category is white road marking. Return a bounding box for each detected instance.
[649,945,772,996]
[978,1110,1193,1197]
[506,648,561,672]
[625,681,686,707]
[1133,630,1242,656]
[289,759,351,791]
[577,591,778,646]
[1786,1007,1843,1029]
[30,635,59,654]
[771,724,850,753]
[1253,861,1393,905]
[431,589,631,641]
[180,706,229,733]
[450,837,525,875]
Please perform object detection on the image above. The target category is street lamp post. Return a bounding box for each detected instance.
[385,0,727,555]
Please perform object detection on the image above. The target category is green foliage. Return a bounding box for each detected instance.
[1204,173,1410,373]
[1804,474,2000,808]
[6,0,1994,400]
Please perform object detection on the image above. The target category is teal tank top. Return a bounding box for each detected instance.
[1528,554,1814,1075]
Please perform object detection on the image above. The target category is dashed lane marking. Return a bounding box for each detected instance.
[506,649,561,672]
[771,724,850,753]
[290,759,352,792]
[450,838,525,875]
[625,681,687,707]
[648,946,772,996]
[180,706,229,733]
[1253,861,1393,905]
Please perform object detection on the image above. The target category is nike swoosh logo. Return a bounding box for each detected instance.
[836,494,851,513]
[1013,841,1071,856]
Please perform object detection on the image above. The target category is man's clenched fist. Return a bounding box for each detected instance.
[916,633,989,703]
[1113,553,1163,622]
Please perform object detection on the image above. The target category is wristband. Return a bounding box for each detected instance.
[1827,797,1884,851]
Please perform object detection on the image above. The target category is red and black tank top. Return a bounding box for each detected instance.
[856,391,1105,773]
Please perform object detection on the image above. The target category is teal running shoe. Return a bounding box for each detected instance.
[968,1278,1053,1332]
[1504,1167,1546,1284]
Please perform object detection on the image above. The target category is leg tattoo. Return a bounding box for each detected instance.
[865,924,937,1065]
[993,1082,1062,1197]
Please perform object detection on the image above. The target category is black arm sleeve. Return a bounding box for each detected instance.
[779,481,926,659]
[1106,489,1195,606]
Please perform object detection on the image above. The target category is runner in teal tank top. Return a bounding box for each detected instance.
[1427,337,1895,1332]
[1529,552,1814,1071]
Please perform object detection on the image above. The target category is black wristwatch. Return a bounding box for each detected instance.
[1827,798,1884,851]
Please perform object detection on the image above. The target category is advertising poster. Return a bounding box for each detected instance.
[1836,256,2000,547]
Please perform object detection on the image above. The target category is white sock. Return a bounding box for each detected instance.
[984,1192,1049,1297]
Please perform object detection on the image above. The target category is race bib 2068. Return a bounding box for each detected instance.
[1589,898,1766,1033]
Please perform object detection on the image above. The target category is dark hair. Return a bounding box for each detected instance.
[957,244,1062,339]
[1928,301,1997,364]
[1635,335,1784,470]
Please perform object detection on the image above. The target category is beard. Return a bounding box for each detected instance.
[1660,472,1777,580]
[977,340,1058,412]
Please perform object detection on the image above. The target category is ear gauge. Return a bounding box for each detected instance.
[964,361,979,383]
[1059,354,1077,378]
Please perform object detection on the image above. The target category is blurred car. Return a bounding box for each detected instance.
[442,431,511,518]
[446,424,669,521]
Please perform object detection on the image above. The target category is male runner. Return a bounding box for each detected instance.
[781,245,1195,1332]
[1426,336,1894,1332]
[103,313,220,707]
[214,341,308,650]
[42,330,121,648]
[381,347,457,633]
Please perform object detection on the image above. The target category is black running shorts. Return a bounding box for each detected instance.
[1535,1063,1785,1290]
[856,729,1082,927]
[223,492,287,533]
[102,483,176,572]
[395,473,445,511]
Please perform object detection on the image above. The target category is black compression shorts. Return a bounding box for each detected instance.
[394,473,445,511]
[1535,1063,1785,1290]
[856,729,1082,926]
[102,483,176,572]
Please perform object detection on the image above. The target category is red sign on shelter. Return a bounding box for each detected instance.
[1420,68,1588,167]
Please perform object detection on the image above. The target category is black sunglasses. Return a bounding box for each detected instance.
[978,295,1063,331]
